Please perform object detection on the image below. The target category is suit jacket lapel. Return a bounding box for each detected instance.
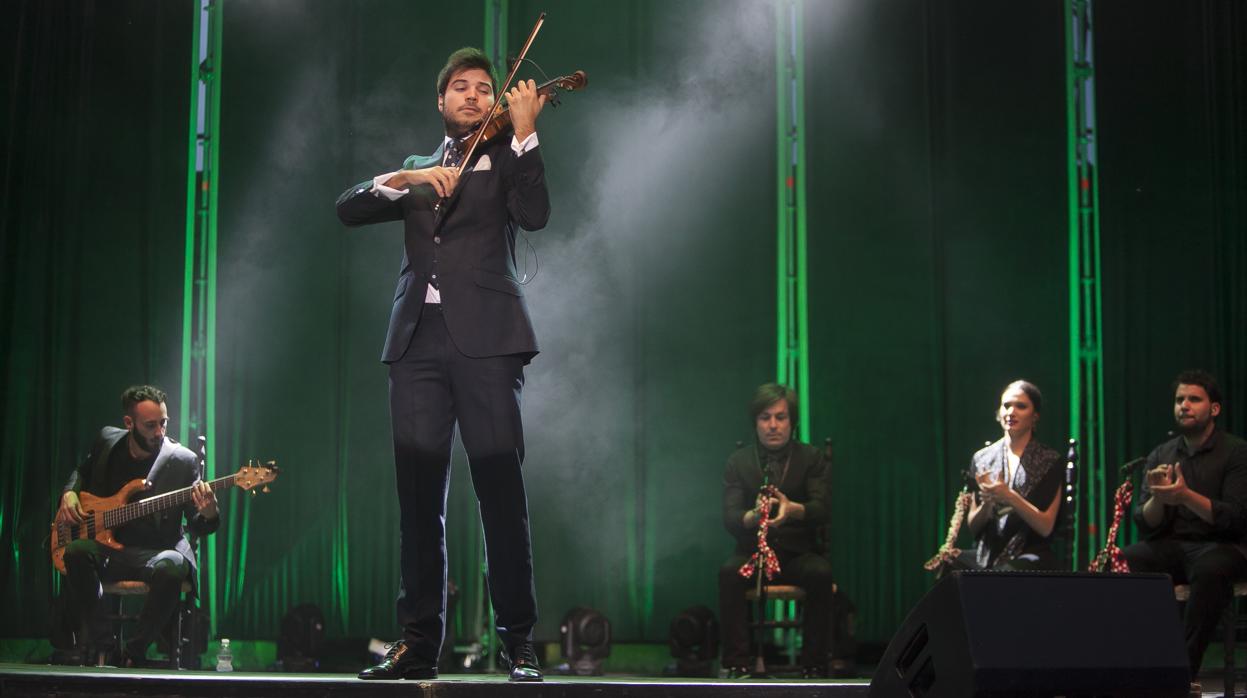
[145,436,175,487]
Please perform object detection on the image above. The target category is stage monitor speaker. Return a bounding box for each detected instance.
[870,571,1189,698]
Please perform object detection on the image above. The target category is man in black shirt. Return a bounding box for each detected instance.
[1124,370,1247,675]
[56,385,219,666]
[719,383,832,677]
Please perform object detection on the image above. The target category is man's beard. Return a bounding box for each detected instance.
[1176,414,1211,436]
[443,113,479,139]
[132,431,160,454]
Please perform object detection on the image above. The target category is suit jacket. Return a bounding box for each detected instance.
[64,427,219,575]
[336,135,550,363]
[970,437,1063,568]
[722,441,829,556]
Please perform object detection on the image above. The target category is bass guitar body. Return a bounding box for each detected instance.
[49,478,150,575]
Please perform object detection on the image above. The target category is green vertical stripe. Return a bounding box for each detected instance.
[791,0,810,439]
[775,0,809,435]
[204,0,223,636]
[774,2,789,386]
[180,0,202,445]
[1064,0,1082,568]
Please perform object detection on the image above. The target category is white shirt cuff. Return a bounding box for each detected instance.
[371,172,408,201]
[512,132,538,156]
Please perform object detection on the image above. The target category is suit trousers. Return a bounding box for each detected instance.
[718,551,834,669]
[1123,539,1247,672]
[388,303,537,662]
[62,538,190,655]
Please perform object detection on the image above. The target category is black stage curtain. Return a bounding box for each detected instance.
[0,0,192,640]
[2,0,1243,648]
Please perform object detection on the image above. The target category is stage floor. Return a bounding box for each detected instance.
[0,663,871,698]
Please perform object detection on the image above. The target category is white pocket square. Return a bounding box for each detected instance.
[472,154,492,172]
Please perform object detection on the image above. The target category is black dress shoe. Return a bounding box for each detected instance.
[801,665,829,679]
[121,648,155,669]
[503,642,543,682]
[358,640,437,680]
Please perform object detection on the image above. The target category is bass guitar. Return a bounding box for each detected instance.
[49,460,279,574]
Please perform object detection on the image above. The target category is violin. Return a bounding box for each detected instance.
[468,71,588,146]
[435,13,585,216]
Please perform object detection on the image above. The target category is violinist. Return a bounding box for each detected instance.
[338,46,549,682]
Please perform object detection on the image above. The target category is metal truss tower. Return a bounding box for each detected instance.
[1064,0,1107,570]
[181,0,223,632]
[775,0,810,439]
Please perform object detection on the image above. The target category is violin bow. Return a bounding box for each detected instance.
[461,13,545,175]
[434,12,545,218]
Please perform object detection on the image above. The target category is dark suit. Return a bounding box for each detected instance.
[337,134,549,663]
[62,427,217,654]
[718,440,833,669]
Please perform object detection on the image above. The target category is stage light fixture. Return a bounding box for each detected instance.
[667,605,719,677]
[559,607,611,676]
[277,603,325,671]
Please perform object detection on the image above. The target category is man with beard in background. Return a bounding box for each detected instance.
[338,47,548,682]
[56,385,218,667]
[719,383,834,678]
[1124,370,1247,691]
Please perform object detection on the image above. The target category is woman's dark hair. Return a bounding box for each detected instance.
[1001,379,1043,413]
[750,383,799,429]
[436,47,496,96]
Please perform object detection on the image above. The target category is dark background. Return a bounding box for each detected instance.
[2,0,1243,650]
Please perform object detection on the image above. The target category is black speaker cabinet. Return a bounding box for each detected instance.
[870,572,1189,697]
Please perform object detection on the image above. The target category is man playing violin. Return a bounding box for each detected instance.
[337,47,549,682]
[57,385,218,666]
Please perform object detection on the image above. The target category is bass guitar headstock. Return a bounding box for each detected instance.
[235,459,280,495]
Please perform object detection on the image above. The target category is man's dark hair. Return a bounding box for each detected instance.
[1003,379,1043,413]
[1173,369,1223,405]
[436,47,495,96]
[750,383,799,429]
[121,385,167,415]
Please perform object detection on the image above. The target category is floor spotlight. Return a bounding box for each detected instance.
[277,603,325,671]
[559,607,611,676]
[667,605,718,677]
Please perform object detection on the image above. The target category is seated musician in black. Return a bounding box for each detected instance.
[1124,370,1247,680]
[55,385,219,666]
[719,383,832,678]
[963,380,1064,570]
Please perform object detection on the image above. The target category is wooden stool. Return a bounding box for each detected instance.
[1174,581,1247,697]
[745,584,806,673]
[101,579,194,668]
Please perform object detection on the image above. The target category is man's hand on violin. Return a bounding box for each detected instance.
[385,167,461,199]
[506,79,547,142]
